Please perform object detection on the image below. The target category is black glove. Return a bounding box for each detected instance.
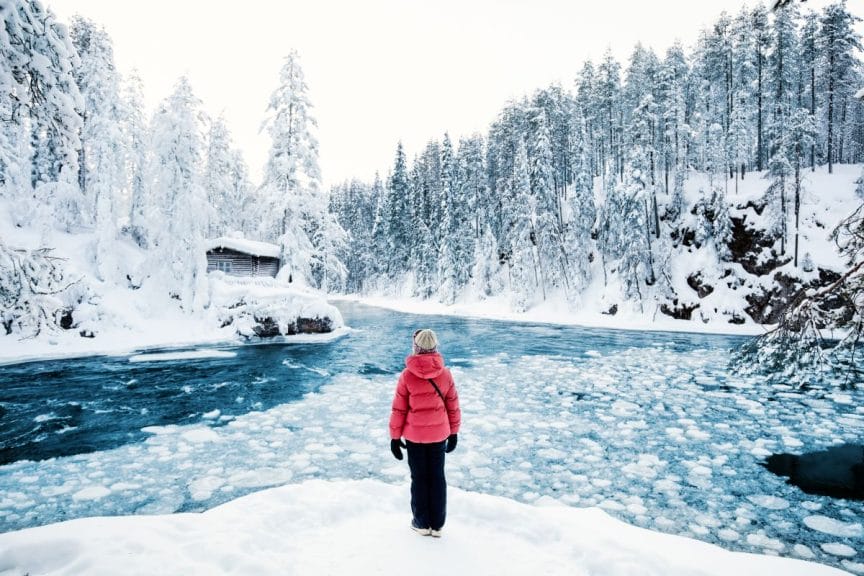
[445,434,458,453]
[390,438,406,460]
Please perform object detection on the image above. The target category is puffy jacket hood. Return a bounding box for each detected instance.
[405,353,445,379]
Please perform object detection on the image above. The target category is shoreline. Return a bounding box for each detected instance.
[0,326,351,367]
[333,295,771,338]
[0,294,772,367]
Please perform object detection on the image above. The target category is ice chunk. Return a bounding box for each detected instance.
[129,350,237,362]
[718,529,740,542]
[72,486,111,501]
[803,515,863,538]
[189,476,225,501]
[820,543,857,557]
[747,495,789,510]
[793,544,815,559]
[181,427,221,443]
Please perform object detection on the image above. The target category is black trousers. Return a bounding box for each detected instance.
[406,440,447,531]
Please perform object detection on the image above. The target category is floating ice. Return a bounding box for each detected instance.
[747,495,790,510]
[821,543,857,557]
[128,350,237,362]
[804,515,864,538]
[72,486,110,501]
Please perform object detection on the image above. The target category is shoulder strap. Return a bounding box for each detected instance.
[428,378,446,406]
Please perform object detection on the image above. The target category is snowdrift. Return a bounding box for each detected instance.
[0,479,848,576]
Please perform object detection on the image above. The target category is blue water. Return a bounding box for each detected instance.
[1,302,862,571]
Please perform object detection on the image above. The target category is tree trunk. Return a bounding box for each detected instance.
[827,51,835,175]
[810,67,816,172]
[757,51,764,172]
[794,146,801,268]
[643,197,656,284]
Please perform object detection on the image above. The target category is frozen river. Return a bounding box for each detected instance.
[1,302,862,571]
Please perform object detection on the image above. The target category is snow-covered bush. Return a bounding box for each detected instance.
[0,241,79,337]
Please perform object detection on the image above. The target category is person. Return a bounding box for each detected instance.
[389,328,461,538]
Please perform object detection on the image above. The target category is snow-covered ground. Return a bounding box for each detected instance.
[0,200,346,365]
[0,479,850,576]
[338,293,769,336]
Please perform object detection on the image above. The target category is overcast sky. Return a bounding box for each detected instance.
[47,0,859,188]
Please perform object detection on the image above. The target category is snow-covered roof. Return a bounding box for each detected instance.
[206,237,280,259]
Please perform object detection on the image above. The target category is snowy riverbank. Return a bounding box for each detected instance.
[0,479,851,576]
[335,294,769,337]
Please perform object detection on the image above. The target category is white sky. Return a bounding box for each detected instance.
[47,0,859,188]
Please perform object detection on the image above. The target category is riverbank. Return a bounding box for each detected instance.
[0,479,850,576]
[335,294,769,337]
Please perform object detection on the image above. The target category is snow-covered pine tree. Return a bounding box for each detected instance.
[576,60,599,178]
[259,50,345,288]
[70,16,126,281]
[123,70,150,248]
[408,144,439,297]
[564,112,596,296]
[438,134,460,304]
[597,50,623,181]
[226,150,254,237]
[789,107,816,267]
[819,0,863,173]
[369,173,391,286]
[765,1,802,257]
[203,117,232,237]
[800,9,820,170]
[625,94,658,286]
[1,0,84,229]
[727,90,751,195]
[526,105,560,300]
[752,4,772,172]
[508,138,538,311]
[657,42,688,198]
[384,142,411,281]
[145,76,209,311]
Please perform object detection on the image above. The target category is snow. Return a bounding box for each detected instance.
[206,236,280,259]
[128,350,237,362]
[0,479,848,576]
[340,293,767,337]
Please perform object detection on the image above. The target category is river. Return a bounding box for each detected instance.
[0,302,862,570]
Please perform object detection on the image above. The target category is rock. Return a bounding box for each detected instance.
[660,299,700,320]
[250,315,334,338]
[763,444,864,500]
[602,304,618,316]
[59,309,74,330]
[252,317,281,338]
[729,214,786,276]
[687,273,714,298]
[745,269,854,325]
[296,317,333,334]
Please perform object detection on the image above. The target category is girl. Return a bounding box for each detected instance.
[389,328,461,537]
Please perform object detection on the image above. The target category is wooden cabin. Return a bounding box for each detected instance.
[206,237,281,278]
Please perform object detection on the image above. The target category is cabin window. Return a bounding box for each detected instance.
[216,261,232,273]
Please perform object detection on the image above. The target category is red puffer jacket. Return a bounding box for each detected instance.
[389,352,461,443]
